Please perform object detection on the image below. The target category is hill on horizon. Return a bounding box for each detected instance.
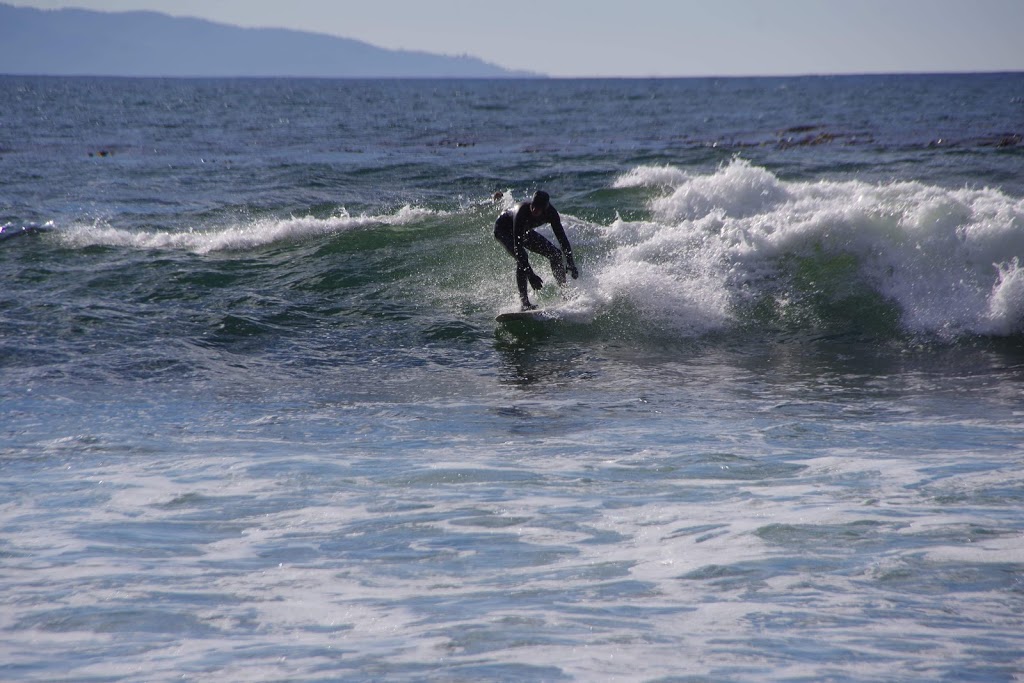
[0,3,539,78]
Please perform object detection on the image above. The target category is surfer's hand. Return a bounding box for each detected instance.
[527,271,544,290]
[567,255,579,279]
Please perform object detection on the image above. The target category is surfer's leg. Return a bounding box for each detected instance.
[524,232,566,285]
[493,215,515,256]
[496,215,532,308]
[516,267,534,309]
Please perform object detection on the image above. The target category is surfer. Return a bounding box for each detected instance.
[493,190,579,310]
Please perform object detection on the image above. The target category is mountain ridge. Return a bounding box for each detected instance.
[0,3,540,78]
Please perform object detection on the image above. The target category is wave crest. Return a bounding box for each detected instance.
[57,205,439,255]
[595,160,1024,337]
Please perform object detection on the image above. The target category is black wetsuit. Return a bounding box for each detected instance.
[493,201,573,306]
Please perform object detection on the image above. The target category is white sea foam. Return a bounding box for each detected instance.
[593,159,1024,336]
[3,383,1021,683]
[610,164,691,189]
[57,205,440,255]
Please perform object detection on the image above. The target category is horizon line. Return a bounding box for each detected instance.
[2,69,1022,80]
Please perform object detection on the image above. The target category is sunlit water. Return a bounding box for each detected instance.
[2,75,1023,681]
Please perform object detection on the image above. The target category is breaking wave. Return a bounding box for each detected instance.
[579,160,1024,338]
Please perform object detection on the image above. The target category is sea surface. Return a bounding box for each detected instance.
[2,74,1024,682]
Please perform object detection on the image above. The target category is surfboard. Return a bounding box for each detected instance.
[495,309,553,323]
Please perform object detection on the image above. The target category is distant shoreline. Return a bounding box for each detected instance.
[0,2,536,79]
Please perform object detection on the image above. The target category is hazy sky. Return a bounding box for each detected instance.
[12,0,1024,77]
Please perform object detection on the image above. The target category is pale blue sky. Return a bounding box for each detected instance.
[12,0,1024,77]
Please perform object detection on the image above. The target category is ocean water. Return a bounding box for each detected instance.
[2,74,1023,682]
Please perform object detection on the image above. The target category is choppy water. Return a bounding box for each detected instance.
[2,74,1024,682]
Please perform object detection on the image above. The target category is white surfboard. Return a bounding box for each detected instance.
[495,309,555,323]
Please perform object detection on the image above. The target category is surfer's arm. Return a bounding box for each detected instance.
[548,208,570,253]
[548,208,579,278]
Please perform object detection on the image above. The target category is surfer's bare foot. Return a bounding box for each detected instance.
[521,302,537,311]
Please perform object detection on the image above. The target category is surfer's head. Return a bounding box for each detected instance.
[530,190,550,215]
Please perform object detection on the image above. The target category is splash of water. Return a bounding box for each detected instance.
[576,160,1024,337]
